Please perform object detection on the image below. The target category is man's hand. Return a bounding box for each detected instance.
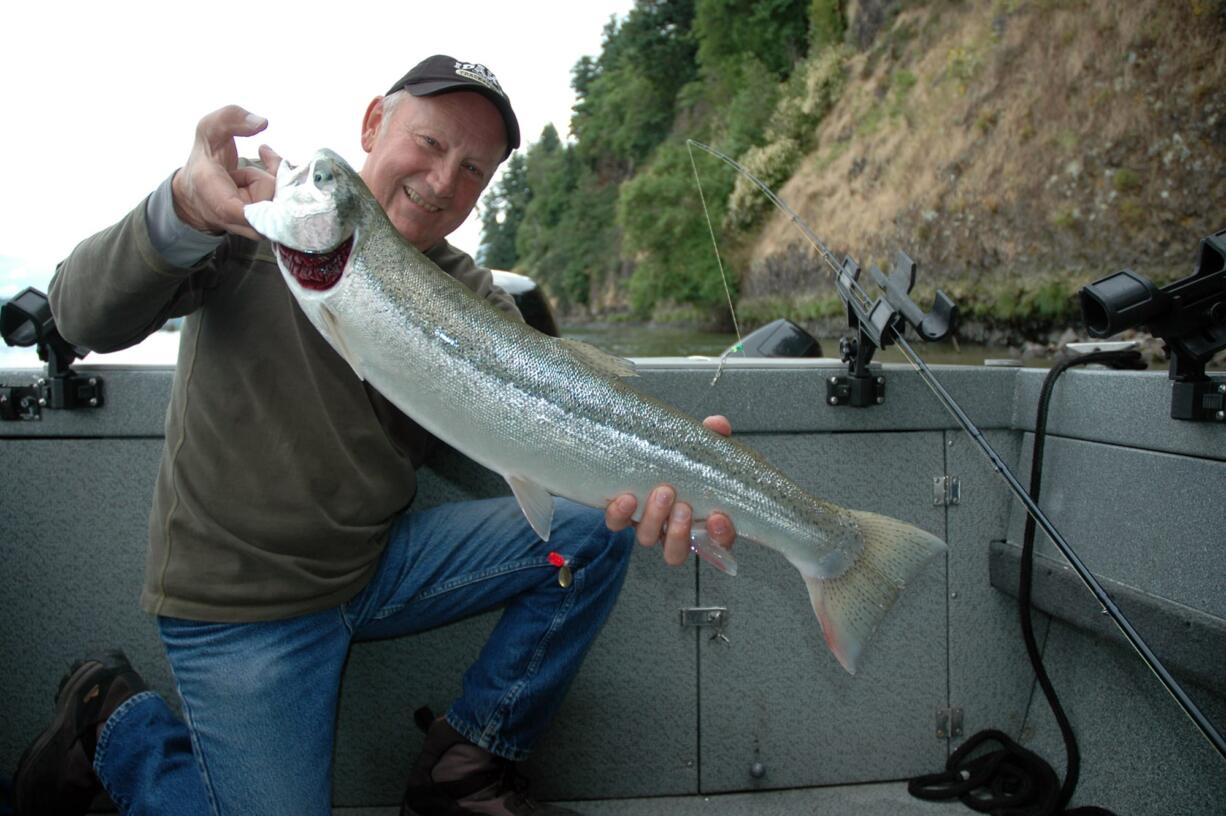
[604,415,736,566]
[171,105,283,241]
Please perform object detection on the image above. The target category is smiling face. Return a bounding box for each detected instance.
[358,90,506,252]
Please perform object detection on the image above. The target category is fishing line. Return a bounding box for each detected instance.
[686,138,1226,763]
[686,141,745,385]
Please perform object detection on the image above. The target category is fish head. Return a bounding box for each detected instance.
[245,149,366,298]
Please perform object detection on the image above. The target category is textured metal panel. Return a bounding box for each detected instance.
[1020,623,1226,815]
[999,432,1226,813]
[525,545,697,799]
[0,366,174,438]
[944,430,1039,745]
[1011,367,1226,461]
[697,432,948,793]
[990,541,1226,697]
[631,361,1018,434]
[1006,435,1226,617]
[0,438,178,776]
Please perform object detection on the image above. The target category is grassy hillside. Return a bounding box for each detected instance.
[742,0,1226,342]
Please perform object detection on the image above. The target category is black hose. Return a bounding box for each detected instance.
[909,349,1144,815]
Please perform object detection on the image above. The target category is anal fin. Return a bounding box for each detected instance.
[690,527,738,576]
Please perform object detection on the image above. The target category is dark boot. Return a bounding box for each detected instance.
[13,651,148,816]
[400,715,580,816]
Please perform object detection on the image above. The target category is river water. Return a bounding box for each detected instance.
[562,323,1055,367]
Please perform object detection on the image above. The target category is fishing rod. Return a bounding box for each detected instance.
[686,138,1226,763]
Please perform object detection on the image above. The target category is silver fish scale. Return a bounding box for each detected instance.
[296,156,864,574]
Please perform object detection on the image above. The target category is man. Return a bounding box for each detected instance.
[14,55,735,816]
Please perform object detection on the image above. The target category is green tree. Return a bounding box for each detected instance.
[477,152,529,269]
[495,0,848,321]
[715,55,781,160]
[571,0,699,175]
[514,126,581,296]
[694,0,810,87]
[808,0,845,52]
[543,169,620,309]
[617,139,736,317]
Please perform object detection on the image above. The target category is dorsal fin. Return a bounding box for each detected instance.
[559,338,638,379]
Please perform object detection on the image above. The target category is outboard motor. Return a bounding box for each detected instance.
[491,270,560,338]
[722,318,824,358]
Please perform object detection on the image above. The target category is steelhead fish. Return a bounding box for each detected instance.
[244,150,946,674]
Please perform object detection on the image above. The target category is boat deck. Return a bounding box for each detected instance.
[334,781,948,815]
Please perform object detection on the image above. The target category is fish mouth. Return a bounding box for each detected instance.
[275,235,354,291]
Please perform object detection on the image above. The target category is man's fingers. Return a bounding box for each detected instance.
[703,415,732,437]
[257,144,283,177]
[173,105,271,236]
[636,486,674,548]
[662,501,693,566]
[706,512,736,550]
[604,494,637,533]
[217,221,263,242]
[202,189,257,240]
[198,105,268,146]
[231,165,277,206]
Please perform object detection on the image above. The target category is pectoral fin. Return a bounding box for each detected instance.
[319,304,364,381]
[506,474,555,541]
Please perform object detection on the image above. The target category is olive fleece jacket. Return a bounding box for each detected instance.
[49,182,519,621]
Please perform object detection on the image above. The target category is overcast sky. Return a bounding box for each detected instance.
[0,0,632,295]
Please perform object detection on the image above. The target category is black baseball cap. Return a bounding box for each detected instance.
[386,55,520,159]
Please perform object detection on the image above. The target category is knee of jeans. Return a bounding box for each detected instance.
[165,625,341,711]
[188,648,286,704]
[559,501,633,572]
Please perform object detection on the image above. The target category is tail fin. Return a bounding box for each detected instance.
[803,510,946,675]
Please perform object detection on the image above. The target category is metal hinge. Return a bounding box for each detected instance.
[933,476,960,506]
[681,607,730,644]
[681,607,727,628]
[936,706,963,739]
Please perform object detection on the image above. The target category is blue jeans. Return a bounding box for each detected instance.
[92,497,634,816]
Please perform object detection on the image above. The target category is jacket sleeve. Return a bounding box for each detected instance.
[48,189,224,353]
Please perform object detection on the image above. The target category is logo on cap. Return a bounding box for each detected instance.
[454,61,505,97]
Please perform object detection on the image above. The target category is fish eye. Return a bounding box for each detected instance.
[311,160,336,190]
